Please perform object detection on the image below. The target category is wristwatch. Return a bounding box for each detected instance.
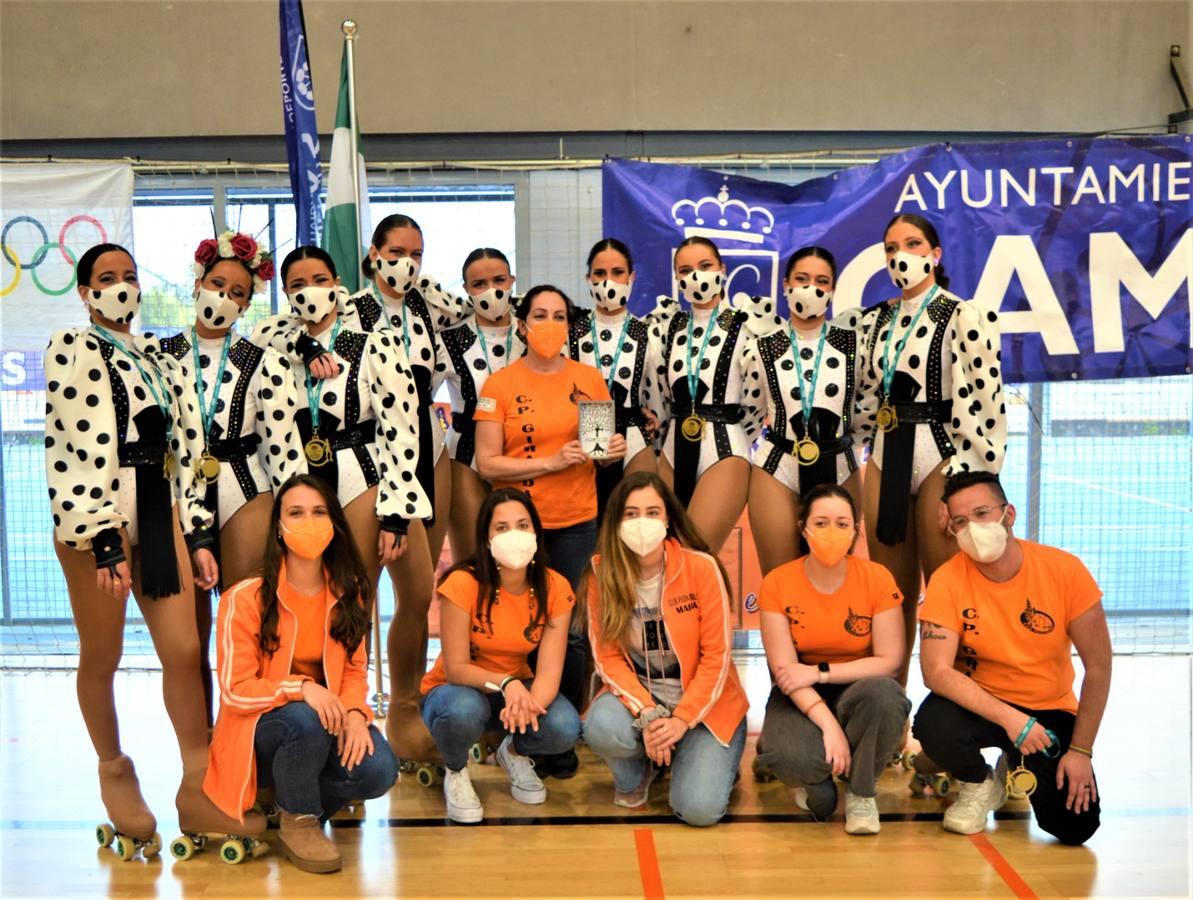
[817,662,830,684]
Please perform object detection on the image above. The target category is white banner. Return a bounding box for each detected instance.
[0,162,134,352]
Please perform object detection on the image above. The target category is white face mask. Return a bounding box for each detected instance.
[86,282,141,325]
[288,285,338,323]
[374,256,421,295]
[955,511,1009,563]
[619,518,667,557]
[490,529,537,569]
[887,250,937,291]
[786,284,833,320]
[678,269,723,305]
[194,287,243,330]
[590,278,632,313]
[472,286,511,321]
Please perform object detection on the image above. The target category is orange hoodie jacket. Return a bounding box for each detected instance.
[587,539,748,746]
[203,566,373,822]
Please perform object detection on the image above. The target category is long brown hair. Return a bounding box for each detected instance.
[258,474,373,656]
[589,472,730,649]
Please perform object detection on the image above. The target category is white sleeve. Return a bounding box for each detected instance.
[945,300,1006,476]
[255,348,307,490]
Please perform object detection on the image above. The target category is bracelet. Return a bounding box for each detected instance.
[801,699,826,717]
[1013,716,1037,749]
[1068,743,1093,757]
[499,675,517,694]
[347,707,368,721]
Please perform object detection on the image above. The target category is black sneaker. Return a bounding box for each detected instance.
[532,749,580,779]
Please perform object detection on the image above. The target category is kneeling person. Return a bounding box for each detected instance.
[421,488,581,824]
[915,472,1110,845]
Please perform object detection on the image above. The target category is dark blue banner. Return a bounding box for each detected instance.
[279,0,323,246]
[602,136,1192,383]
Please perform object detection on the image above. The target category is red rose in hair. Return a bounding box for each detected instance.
[229,233,258,262]
[255,257,276,282]
[194,239,220,267]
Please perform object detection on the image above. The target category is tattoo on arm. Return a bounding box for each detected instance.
[920,622,948,641]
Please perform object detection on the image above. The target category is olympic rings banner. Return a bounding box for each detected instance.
[603,135,1192,384]
[0,163,133,398]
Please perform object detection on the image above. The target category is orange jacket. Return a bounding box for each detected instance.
[203,566,373,822]
[587,539,748,746]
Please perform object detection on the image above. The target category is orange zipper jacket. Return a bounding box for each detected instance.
[587,539,748,746]
[203,565,373,822]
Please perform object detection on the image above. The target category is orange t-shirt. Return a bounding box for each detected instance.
[421,567,576,694]
[285,582,329,686]
[474,357,611,529]
[919,540,1102,714]
[758,555,903,664]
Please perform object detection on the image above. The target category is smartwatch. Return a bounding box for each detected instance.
[817,662,830,684]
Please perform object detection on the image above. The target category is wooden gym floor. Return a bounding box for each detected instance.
[0,655,1188,898]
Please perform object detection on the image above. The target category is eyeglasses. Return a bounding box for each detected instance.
[948,503,1007,533]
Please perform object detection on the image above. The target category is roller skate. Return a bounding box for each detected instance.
[901,749,953,798]
[96,754,161,861]
[386,699,445,787]
[170,770,269,864]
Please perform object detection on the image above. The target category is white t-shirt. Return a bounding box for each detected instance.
[625,571,683,709]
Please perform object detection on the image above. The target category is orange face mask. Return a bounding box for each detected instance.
[804,525,853,567]
[280,517,334,560]
[526,320,568,358]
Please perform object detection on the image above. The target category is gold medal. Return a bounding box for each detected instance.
[1006,765,1037,799]
[162,453,177,481]
[195,451,221,484]
[795,437,820,466]
[680,414,705,442]
[305,436,332,467]
[876,402,898,433]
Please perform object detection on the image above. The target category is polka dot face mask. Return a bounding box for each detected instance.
[374,256,421,296]
[785,284,832,320]
[472,287,511,320]
[887,250,937,291]
[678,269,723,306]
[288,285,339,323]
[87,282,141,325]
[589,278,632,313]
[194,287,242,330]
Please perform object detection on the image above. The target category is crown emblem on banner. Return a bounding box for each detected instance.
[670,184,775,245]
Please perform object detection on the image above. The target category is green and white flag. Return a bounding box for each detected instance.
[321,45,369,294]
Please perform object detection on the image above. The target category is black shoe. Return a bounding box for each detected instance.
[804,777,839,820]
[532,750,580,779]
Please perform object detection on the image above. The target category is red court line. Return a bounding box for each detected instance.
[968,832,1039,899]
[634,827,665,900]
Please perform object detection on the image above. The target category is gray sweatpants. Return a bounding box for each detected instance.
[756,678,910,798]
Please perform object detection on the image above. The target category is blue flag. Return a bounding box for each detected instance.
[279,0,323,246]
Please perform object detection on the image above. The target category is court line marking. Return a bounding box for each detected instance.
[1046,474,1193,513]
[968,831,1039,899]
[634,827,665,900]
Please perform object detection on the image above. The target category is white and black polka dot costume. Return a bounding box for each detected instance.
[743,322,866,496]
[645,303,764,506]
[252,317,431,524]
[43,328,213,558]
[435,316,525,469]
[569,308,653,466]
[852,288,1006,543]
[158,330,305,526]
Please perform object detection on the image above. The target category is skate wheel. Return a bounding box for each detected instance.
[908,773,930,796]
[169,834,196,861]
[416,765,438,787]
[398,759,418,775]
[751,757,776,783]
[142,832,162,859]
[469,742,485,764]
[933,775,951,796]
[220,838,247,865]
[96,823,115,848]
[114,834,137,861]
[901,751,918,771]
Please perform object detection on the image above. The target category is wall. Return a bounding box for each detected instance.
[1,0,1188,147]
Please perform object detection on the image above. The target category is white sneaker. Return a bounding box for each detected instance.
[614,764,658,809]
[844,790,880,835]
[496,736,547,805]
[943,772,1008,835]
[793,787,810,812]
[443,768,484,824]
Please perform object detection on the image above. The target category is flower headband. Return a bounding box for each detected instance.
[193,231,275,295]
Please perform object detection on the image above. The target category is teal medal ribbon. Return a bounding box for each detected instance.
[190,328,232,483]
[679,308,719,442]
[787,323,828,465]
[302,317,343,467]
[92,324,176,480]
[590,312,632,392]
[876,284,939,432]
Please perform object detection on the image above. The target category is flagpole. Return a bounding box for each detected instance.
[342,18,362,267]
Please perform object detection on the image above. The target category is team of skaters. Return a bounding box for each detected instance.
[45,212,1111,873]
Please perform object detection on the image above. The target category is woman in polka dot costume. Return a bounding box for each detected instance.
[45,243,257,857]
[645,236,764,555]
[854,214,1006,684]
[569,238,658,520]
[743,247,868,576]
[436,247,525,563]
[158,233,305,726]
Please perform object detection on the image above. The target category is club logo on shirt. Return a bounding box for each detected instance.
[669,592,698,614]
[843,607,872,637]
[1019,598,1055,635]
[569,383,592,405]
[783,605,805,630]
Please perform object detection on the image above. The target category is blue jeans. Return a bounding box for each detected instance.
[542,517,598,592]
[254,701,398,819]
[421,684,581,771]
[583,692,746,827]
